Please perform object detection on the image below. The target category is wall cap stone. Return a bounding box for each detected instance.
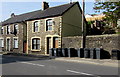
[63,34,120,38]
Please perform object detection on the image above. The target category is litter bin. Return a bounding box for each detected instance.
[67,48,77,57]
[57,48,62,57]
[111,50,120,60]
[62,48,68,57]
[84,48,90,58]
[49,48,54,57]
[95,48,104,59]
[77,48,84,58]
[53,48,58,57]
[90,48,96,59]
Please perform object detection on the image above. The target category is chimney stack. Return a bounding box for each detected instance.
[42,1,49,10]
[11,13,15,18]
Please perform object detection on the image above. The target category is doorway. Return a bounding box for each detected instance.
[23,41,27,53]
[46,37,51,54]
[53,37,59,48]
[6,38,10,51]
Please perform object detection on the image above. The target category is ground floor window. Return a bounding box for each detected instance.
[0,39,4,47]
[32,38,40,50]
[13,38,18,48]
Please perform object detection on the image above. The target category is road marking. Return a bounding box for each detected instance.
[67,70,93,76]
[20,62,45,67]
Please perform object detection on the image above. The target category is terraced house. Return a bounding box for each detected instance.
[1,2,85,55]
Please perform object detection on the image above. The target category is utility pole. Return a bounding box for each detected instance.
[70,0,72,3]
[81,0,86,48]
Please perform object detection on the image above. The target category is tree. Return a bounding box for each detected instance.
[94,0,120,28]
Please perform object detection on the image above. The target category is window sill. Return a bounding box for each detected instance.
[13,48,19,49]
[31,49,41,51]
[32,32,39,33]
[46,30,53,32]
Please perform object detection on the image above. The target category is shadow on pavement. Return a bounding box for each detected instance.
[1,54,51,64]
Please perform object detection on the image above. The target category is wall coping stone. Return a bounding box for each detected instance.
[63,34,120,38]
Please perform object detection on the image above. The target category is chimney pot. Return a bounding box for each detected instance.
[42,1,49,10]
[11,13,15,18]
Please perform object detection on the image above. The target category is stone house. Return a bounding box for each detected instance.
[0,15,27,53]
[1,2,85,55]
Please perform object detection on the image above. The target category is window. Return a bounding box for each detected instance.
[1,27,4,34]
[46,19,53,31]
[32,38,40,50]
[13,38,18,48]
[0,39,4,47]
[33,21,39,32]
[14,24,18,34]
[7,26,10,34]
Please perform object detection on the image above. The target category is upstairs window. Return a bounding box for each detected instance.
[0,39,4,48]
[14,24,18,34]
[1,27,4,34]
[32,38,40,50]
[13,38,18,48]
[46,19,53,31]
[7,26,10,34]
[33,21,39,32]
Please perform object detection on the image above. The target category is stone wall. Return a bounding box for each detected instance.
[62,34,120,54]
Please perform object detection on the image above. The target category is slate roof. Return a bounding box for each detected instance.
[2,2,77,26]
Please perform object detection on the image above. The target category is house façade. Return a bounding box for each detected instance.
[1,2,86,55]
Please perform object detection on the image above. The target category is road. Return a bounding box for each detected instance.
[0,54,119,76]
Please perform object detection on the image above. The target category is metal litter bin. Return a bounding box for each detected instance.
[84,48,90,58]
[53,48,58,57]
[90,48,96,59]
[95,48,104,59]
[111,50,120,60]
[67,48,77,57]
[49,48,54,57]
[57,48,62,57]
[62,48,68,57]
[77,48,84,58]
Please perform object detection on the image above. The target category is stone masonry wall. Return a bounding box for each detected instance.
[62,34,120,54]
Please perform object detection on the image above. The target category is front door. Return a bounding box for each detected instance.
[6,39,10,51]
[47,37,51,54]
[53,37,59,48]
[23,42,27,53]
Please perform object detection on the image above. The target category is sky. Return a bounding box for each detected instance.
[0,0,99,21]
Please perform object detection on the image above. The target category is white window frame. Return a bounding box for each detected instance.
[46,19,53,31]
[31,37,41,51]
[14,24,19,34]
[34,21,39,32]
[13,37,18,48]
[6,26,8,34]
[1,27,4,34]
[6,25,11,34]
[32,20,40,33]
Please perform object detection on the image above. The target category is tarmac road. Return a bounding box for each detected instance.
[1,55,119,77]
